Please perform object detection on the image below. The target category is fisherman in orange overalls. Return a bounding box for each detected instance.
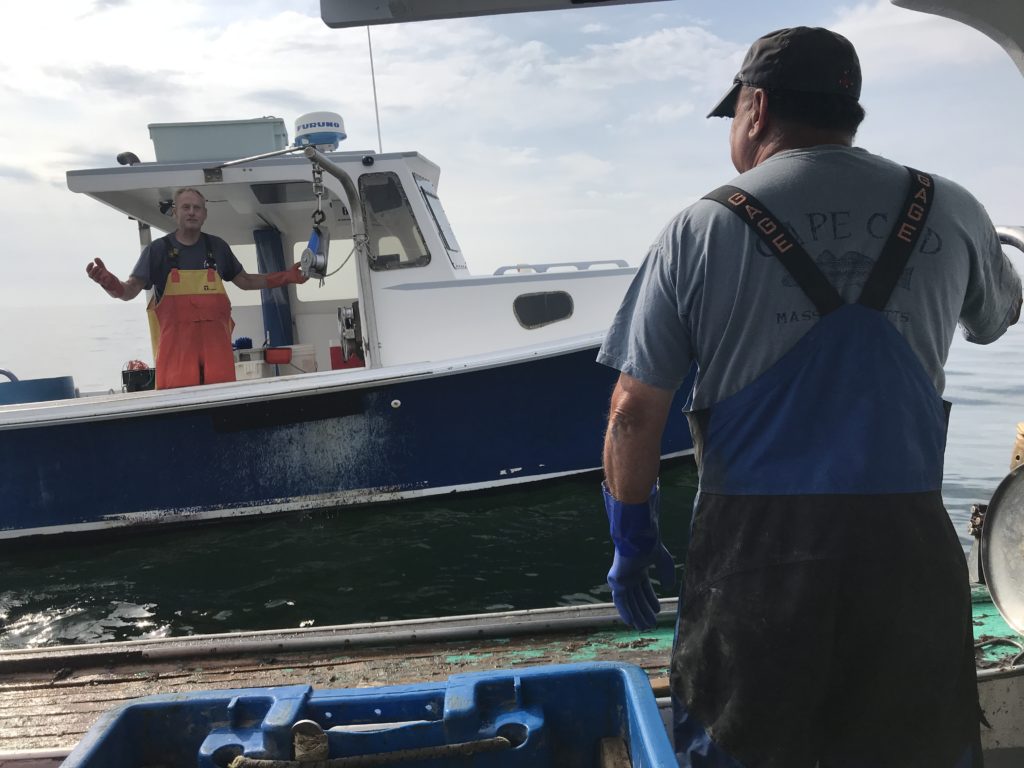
[86,187,307,389]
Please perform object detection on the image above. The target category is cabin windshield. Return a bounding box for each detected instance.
[416,176,461,254]
[360,172,430,270]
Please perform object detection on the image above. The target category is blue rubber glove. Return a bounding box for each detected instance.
[604,481,676,630]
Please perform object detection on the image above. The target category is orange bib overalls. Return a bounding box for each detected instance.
[151,263,236,390]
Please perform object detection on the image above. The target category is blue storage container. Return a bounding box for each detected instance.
[62,662,675,767]
[0,375,75,405]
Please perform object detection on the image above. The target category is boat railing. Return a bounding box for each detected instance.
[493,259,630,275]
[998,226,1024,254]
[492,229,1024,276]
[495,231,1024,274]
[208,144,307,169]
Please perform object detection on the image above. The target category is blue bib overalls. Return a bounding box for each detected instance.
[671,171,981,768]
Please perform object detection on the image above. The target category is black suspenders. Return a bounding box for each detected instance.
[857,169,934,310]
[702,167,935,314]
[165,233,217,270]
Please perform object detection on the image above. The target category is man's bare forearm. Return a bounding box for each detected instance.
[602,373,674,503]
[119,277,144,301]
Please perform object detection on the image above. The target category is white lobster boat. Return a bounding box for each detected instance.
[0,1,1023,766]
[0,113,693,541]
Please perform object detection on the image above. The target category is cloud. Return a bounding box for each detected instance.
[60,146,133,171]
[555,151,613,180]
[0,165,40,183]
[625,102,696,125]
[550,26,738,91]
[241,88,321,114]
[348,19,738,144]
[83,0,130,13]
[466,143,542,168]
[44,64,179,98]
[833,0,1007,76]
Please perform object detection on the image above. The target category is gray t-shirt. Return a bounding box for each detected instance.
[598,145,1021,409]
[131,233,243,303]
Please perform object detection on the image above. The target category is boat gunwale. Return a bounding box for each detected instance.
[0,332,607,430]
[3,595,1021,677]
[0,600,658,671]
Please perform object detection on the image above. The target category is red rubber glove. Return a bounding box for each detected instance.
[86,258,125,298]
[265,263,308,289]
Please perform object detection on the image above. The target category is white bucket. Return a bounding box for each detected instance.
[235,361,270,380]
[287,344,317,374]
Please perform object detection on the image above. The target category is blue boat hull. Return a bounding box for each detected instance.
[1,348,692,539]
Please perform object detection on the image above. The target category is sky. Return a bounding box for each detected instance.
[1,0,1023,314]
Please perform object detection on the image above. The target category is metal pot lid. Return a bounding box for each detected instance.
[981,465,1024,634]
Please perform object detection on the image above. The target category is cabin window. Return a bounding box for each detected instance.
[513,291,574,329]
[359,172,430,270]
[416,177,461,254]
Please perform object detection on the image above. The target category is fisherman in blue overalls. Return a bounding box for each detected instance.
[599,27,1021,768]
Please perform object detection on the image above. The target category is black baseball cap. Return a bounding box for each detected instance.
[708,26,861,118]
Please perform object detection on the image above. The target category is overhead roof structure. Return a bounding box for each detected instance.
[320,0,1024,78]
[893,0,1024,76]
[320,0,669,28]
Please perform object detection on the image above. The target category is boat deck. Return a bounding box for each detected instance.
[0,590,1020,765]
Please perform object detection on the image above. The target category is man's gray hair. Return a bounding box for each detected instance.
[173,187,207,206]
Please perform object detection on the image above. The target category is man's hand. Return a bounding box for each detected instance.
[86,258,125,298]
[604,482,676,630]
[265,263,309,289]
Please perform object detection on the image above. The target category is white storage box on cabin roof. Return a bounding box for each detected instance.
[148,117,289,163]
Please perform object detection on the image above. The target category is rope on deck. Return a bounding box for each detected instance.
[975,636,1024,667]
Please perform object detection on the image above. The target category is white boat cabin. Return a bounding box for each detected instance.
[67,115,634,382]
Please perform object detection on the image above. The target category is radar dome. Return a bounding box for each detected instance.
[294,111,346,151]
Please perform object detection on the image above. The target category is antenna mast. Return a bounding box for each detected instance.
[367,27,384,154]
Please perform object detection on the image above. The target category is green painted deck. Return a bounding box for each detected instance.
[973,585,1024,669]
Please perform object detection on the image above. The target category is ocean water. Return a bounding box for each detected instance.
[1,304,1023,648]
